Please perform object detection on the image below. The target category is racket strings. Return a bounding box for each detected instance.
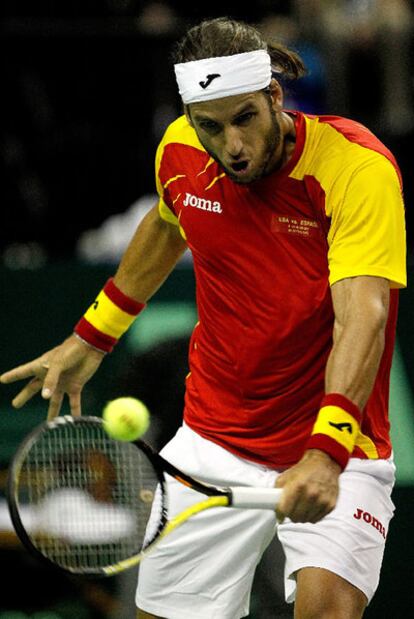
[17,421,162,570]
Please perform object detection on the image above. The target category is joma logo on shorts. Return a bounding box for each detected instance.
[183,193,223,213]
[353,508,386,539]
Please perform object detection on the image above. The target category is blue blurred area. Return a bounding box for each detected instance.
[282,42,327,114]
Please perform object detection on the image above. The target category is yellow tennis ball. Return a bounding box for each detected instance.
[103,397,150,441]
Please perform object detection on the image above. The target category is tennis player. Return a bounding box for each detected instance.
[1,17,406,619]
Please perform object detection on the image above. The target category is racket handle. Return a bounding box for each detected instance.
[230,487,283,509]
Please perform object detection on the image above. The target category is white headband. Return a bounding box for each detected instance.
[174,50,272,105]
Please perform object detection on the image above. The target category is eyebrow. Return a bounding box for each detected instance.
[193,102,257,124]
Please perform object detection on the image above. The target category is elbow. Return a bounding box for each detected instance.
[367,293,390,334]
[333,291,390,345]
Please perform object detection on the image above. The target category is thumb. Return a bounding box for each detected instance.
[275,470,288,488]
[275,503,286,525]
[275,474,288,523]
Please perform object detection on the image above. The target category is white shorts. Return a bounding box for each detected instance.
[136,424,395,619]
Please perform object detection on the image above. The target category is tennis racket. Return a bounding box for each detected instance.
[7,415,282,577]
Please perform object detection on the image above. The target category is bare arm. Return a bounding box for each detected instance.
[113,204,188,302]
[276,276,390,523]
[325,276,389,408]
[0,205,187,418]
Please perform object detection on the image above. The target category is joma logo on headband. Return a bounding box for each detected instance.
[199,73,221,89]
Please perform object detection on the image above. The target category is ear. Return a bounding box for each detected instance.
[268,78,284,112]
[184,104,194,127]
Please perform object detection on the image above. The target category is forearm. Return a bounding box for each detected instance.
[74,205,187,354]
[325,309,387,410]
[325,277,390,410]
[113,204,188,302]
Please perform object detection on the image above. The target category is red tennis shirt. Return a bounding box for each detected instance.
[155,111,406,468]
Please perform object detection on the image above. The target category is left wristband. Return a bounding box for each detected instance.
[74,278,146,353]
[306,393,362,470]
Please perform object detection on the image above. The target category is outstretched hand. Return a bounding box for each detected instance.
[275,449,341,524]
[0,335,105,420]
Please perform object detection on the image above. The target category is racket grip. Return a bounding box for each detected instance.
[230,487,283,509]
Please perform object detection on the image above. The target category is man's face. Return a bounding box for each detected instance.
[187,87,283,184]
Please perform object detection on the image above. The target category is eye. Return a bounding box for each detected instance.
[199,120,220,134]
[234,112,256,125]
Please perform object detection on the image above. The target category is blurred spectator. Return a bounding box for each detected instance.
[259,14,327,114]
[1,1,412,261]
[76,193,192,265]
[293,0,414,136]
[76,194,157,264]
[137,1,179,35]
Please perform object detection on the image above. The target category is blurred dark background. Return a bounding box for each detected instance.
[1,1,414,618]
[1,0,413,262]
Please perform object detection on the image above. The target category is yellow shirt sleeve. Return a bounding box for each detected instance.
[154,115,202,229]
[158,197,179,226]
[327,155,407,288]
[155,125,179,227]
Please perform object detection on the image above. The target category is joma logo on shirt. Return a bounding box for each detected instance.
[183,193,223,213]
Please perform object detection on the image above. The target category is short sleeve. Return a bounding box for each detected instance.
[158,197,179,226]
[327,156,406,288]
[155,130,179,227]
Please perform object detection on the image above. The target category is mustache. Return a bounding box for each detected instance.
[197,111,282,183]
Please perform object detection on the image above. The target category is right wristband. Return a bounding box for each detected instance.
[74,278,145,353]
[306,393,362,470]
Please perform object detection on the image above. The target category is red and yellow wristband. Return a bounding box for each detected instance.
[306,393,362,470]
[74,278,146,353]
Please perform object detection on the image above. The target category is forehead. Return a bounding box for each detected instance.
[189,91,264,121]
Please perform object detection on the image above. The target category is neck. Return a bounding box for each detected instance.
[279,111,297,164]
[266,112,296,175]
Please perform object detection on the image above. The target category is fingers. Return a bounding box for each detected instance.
[41,363,63,400]
[12,378,43,408]
[287,494,329,523]
[69,391,82,417]
[275,474,337,524]
[46,390,81,420]
[275,507,286,524]
[1,354,66,418]
[0,360,43,384]
[3,339,98,417]
[276,489,300,523]
[277,487,336,524]
[47,392,64,421]
[275,474,288,522]
[1,358,51,407]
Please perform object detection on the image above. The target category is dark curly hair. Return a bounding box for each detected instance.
[172,17,307,82]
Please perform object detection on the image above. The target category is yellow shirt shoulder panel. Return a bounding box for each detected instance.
[155,115,204,194]
[290,116,406,288]
[155,116,204,228]
[158,197,179,225]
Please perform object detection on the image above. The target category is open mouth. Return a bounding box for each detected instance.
[231,161,249,173]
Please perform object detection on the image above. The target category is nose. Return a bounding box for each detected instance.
[224,126,243,159]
